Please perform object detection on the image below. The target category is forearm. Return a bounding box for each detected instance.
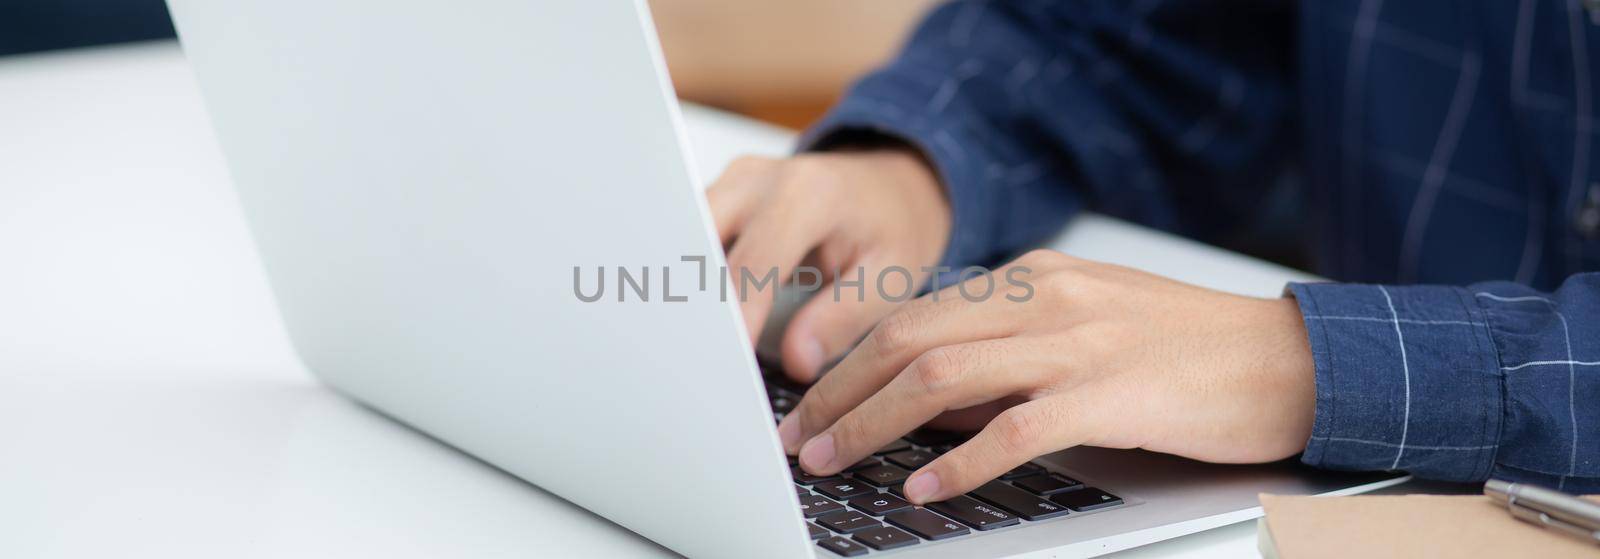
[1289,273,1600,492]
[799,0,1296,273]
[798,1,1083,273]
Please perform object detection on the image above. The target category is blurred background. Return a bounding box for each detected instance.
[0,0,938,129]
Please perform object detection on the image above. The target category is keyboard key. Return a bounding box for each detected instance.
[1050,487,1123,511]
[816,536,868,557]
[884,508,970,540]
[792,465,841,485]
[926,495,1021,530]
[845,457,881,471]
[799,494,845,518]
[931,443,958,454]
[853,464,912,487]
[905,429,966,447]
[816,510,881,534]
[815,479,876,500]
[769,394,798,413]
[807,522,829,539]
[885,449,936,470]
[998,462,1044,480]
[764,376,803,399]
[852,526,920,551]
[1011,473,1083,496]
[796,485,808,494]
[875,439,912,455]
[971,481,1070,521]
[848,493,913,516]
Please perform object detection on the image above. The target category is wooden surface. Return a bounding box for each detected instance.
[648,0,936,129]
[1261,494,1600,559]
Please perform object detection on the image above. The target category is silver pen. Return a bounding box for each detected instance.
[1485,478,1600,545]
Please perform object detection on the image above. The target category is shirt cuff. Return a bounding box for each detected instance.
[1287,282,1504,482]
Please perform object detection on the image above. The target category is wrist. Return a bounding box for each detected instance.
[1259,296,1318,456]
[831,145,952,269]
[882,148,952,269]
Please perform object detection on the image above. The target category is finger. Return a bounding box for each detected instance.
[779,260,902,383]
[796,338,1050,475]
[778,280,1026,453]
[724,202,833,343]
[704,156,774,244]
[904,394,1098,504]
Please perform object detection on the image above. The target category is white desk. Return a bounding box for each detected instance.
[1,42,1336,558]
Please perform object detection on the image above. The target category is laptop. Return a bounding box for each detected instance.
[163,0,1408,557]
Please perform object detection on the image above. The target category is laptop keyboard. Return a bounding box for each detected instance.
[765,378,1128,556]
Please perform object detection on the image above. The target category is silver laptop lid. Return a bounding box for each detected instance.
[164,1,806,557]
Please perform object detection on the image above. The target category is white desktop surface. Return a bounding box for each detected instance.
[0,42,1330,558]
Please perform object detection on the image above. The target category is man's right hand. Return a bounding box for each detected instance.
[706,148,951,383]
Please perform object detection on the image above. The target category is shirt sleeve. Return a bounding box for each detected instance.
[1288,273,1600,493]
[798,0,1296,273]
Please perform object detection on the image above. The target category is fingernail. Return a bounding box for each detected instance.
[795,337,825,380]
[904,471,941,503]
[799,432,836,473]
[777,414,801,451]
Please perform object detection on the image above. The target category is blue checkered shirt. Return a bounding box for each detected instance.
[803,1,1599,491]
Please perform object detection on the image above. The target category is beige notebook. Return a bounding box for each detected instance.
[1258,494,1600,559]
